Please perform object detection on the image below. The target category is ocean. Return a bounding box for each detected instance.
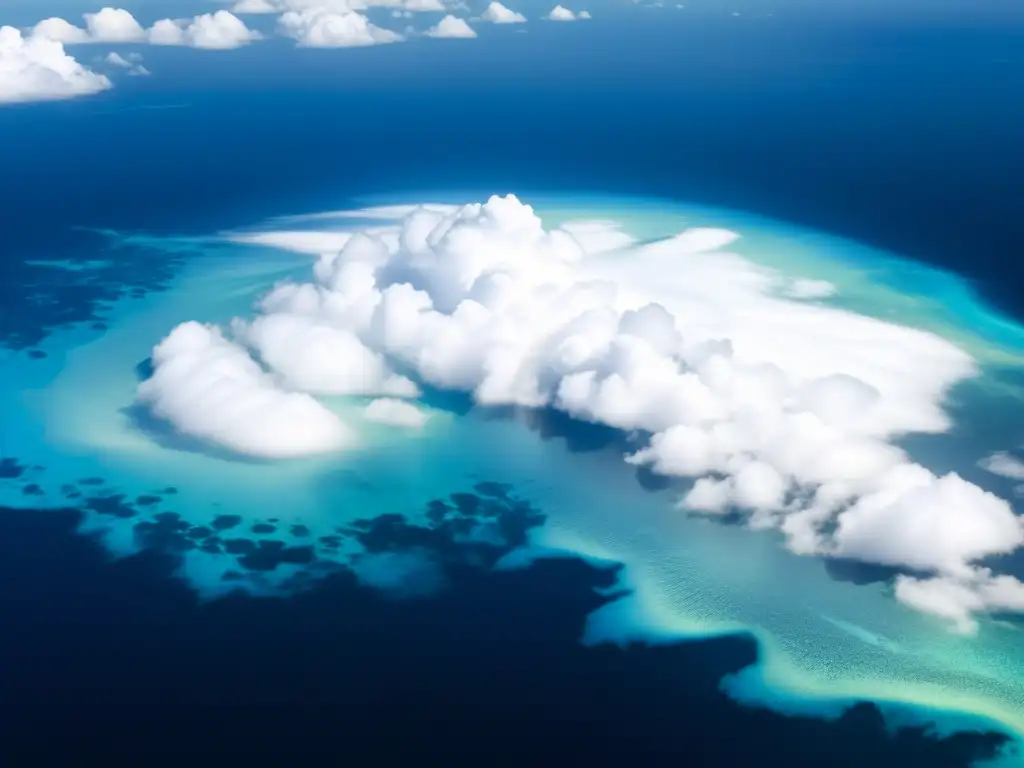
[1,4,1023,765]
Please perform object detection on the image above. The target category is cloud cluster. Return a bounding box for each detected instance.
[17,0,581,70]
[32,9,260,50]
[137,195,1024,630]
[480,2,527,23]
[150,12,261,49]
[546,5,591,20]
[0,26,111,104]
[33,7,146,44]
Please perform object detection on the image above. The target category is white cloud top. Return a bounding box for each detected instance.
[278,7,402,47]
[16,0,583,76]
[980,451,1024,480]
[33,7,146,43]
[137,321,353,459]
[426,15,477,38]
[105,50,149,75]
[481,2,527,23]
[148,12,261,49]
[231,311,419,396]
[895,570,1024,635]
[546,5,589,20]
[0,26,110,104]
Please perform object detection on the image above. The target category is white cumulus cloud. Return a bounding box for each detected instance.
[138,194,1024,631]
[32,7,146,44]
[0,26,111,104]
[481,2,527,23]
[278,7,402,47]
[426,15,477,37]
[895,570,1024,635]
[980,451,1024,480]
[32,9,260,51]
[105,51,149,75]
[136,321,353,459]
[832,468,1023,575]
[148,12,261,50]
[546,5,589,20]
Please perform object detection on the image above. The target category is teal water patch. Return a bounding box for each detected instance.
[3,196,1024,763]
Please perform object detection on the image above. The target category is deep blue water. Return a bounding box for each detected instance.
[2,4,1024,764]
[0,501,1011,765]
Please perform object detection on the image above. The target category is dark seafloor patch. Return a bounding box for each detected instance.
[0,501,1012,767]
[85,494,136,519]
[0,458,27,480]
[0,232,188,351]
[211,514,243,531]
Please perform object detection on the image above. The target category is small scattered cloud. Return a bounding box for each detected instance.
[546,5,589,20]
[895,569,1024,635]
[426,15,477,37]
[148,12,261,50]
[0,25,111,104]
[278,7,402,47]
[104,50,149,75]
[480,2,527,23]
[979,451,1024,480]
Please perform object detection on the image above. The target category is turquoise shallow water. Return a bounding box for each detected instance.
[2,194,1023,764]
